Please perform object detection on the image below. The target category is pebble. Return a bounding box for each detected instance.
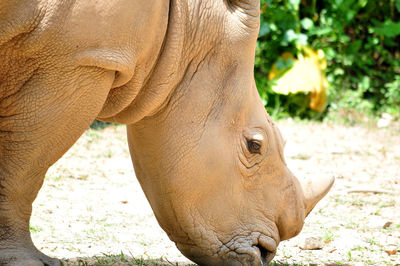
[299,237,323,250]
[367,216,392,229]
[377,113,393,128]
[383,221,393,229]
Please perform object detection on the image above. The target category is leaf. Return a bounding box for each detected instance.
[301,18,314,30]
[269,48,328,112]
[309,27,333,36]
[396,0,400,13]
[346,40,362,54]
[359,0,368,8]
[289,0,300,7]
[371,20,400,37]
[283,30,308,45]
[259,22,270,37]
[346,10,356,22]
[284,29,297,42]
[385,249,397,255]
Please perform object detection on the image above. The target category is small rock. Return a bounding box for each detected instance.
[367,216,391,229]
[383,221,393,229]
[377,113,393,128]
[382,113,394,120]
[299,237,323,250]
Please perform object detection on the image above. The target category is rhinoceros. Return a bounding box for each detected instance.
[0,0,334,265]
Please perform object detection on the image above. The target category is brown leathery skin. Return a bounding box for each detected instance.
[0,0,333,265]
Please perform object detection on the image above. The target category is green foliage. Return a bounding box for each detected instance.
[90,120,117,130]
[256,0,400,121]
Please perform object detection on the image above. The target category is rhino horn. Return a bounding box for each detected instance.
[300,175,335,215]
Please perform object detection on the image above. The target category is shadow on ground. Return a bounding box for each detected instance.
[63,255,193,266]
[62,255,335,266]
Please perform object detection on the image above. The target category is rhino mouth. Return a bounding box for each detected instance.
[178,232,278,265]
[256,243,276,265]
[255,235,277,265]
[217,233,278,265]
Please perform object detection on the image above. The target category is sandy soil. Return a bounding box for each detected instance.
[31,120,400,265]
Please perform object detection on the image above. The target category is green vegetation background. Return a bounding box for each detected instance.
[256,0,400,123]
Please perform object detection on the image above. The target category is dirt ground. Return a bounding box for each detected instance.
[31,120,400,265]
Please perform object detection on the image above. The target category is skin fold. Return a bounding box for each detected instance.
[0,0,333,265]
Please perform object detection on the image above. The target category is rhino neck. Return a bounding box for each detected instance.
[98,0,194,124]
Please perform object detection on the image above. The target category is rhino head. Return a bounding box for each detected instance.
[0,0,333,265]
[120,0,334,264]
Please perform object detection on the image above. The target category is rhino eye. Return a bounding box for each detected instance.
[247,139,261,154]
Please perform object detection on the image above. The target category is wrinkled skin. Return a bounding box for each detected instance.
[0,0,333,265]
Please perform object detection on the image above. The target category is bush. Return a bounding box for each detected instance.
[255,0,400,121]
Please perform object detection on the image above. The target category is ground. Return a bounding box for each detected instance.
[31,120,400,265]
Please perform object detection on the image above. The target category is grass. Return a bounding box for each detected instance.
[289,153,311,160]
[64,252,195,266]
[321,229,335,243]
[29,225,43,233]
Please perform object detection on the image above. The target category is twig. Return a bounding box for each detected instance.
[346,188,395,194]
[165,257,177,266]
